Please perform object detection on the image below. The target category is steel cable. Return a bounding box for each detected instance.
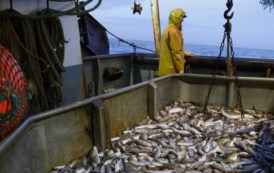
[106,30,156,54]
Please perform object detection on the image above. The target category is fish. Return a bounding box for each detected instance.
[198,154,206,162]
[189,161,203,170]
[177,138,203,146]
[168,107,185,114]
[169,138,176,149]
[49,101,274,173]
[83,167,92,173]
[151,149,161,158]
[203,168,213,173]
[135,124,159,129]
[242,164,262,171]
[105,165,113,173]
[114,159,124,172]
[228,124,262,137]
[140,133,147,140]
[111,136,120,141]
[146,171,173,173]
[226,153,238,161]
[104,159,114,165]
[202,138,212,153]
[75,168,85,173]
[172,127,192,136]
[135,139,152,147]
[53,165,66,170]
[198,165,210,171]
[129,160,147,167]
[177,149,187,161]
[221,108,254,119]
[196,144,205,156]
[235,140,247,151]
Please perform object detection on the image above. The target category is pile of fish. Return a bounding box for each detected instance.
[50,101,274,173]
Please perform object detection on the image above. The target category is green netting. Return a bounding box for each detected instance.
[0,89,19,119]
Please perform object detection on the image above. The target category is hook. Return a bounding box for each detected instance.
[224,0,234,20]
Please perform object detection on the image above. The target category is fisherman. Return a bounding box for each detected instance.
[158,8,194,76]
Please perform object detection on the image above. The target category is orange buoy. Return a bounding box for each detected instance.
[0,45,27,140]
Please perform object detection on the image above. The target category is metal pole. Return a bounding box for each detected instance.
[10,0,13,10]
[227,81,234,108]
[227,33,233,107]
[150,0,161,55]
[47,0,49,12]
[227,34,232,77]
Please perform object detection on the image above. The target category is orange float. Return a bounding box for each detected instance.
[0,44,28,140]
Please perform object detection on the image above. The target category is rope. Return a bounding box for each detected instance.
[0,9,67,115]
[0,0,101,19]
[73,7,156,54]
[107,30,156,53]
[0,9,49,114]
[34,11,66,104]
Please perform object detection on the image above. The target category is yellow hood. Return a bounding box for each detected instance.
[168,8,186,31]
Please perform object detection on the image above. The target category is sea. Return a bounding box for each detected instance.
[109,38,274,59]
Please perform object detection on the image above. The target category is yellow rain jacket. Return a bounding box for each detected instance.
[158,8,191,76]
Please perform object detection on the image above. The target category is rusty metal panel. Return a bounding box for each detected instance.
[100,57,132,91]
[102,100,111,148]
[92,99,106,151]
[240,87,274,112]
[60,64,86,106]
[177,79,228,106]
[154,77,174,111]
[103,86,148,138]
[148,80,157,120]
[83,60,100,96]
[0,106,93,173]
[79,14,109,55]
[175,74,274,110]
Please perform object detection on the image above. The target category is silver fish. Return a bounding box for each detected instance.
[169,138,176,149]
[114,159,124,172]
[151,149,161,158]
[53,165,66,170]
[221,108,254,119]
[172,127,191,136]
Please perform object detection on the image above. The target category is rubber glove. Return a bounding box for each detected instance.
[179,70,184,74]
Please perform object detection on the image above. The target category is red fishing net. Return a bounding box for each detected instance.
[0,44,28,140]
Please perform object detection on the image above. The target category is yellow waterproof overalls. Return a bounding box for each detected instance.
[158,8,191,76]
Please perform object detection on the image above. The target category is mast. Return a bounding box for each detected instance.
[150,0,161,55]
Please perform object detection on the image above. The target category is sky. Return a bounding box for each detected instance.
[86,0,274,50]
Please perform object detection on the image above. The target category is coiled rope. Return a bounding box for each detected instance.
[0,9,48,115]
[0,9,70,115]
[0,0,101,115]
[35,9,66,106]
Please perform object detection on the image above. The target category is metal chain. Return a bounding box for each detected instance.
[204,0,244,119]
[203,31,227,112]
[229,37,244,118]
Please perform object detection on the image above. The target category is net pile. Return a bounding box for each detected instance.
[0,44,27,140]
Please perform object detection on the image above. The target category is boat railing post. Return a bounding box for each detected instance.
[150,0,161,55]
